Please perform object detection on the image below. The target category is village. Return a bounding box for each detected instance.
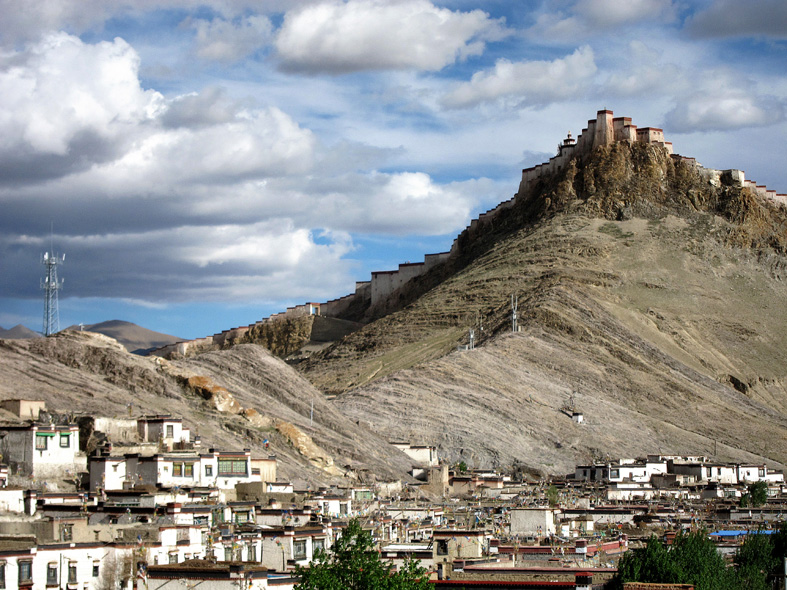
[0,399,782,589]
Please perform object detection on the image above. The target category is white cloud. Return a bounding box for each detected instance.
[177,221,351,269]
[296,171,485,235]
[0,33,161,159]
[441,46,597,109]
[686,0,787,39]
[275,0,508,74]
[0,0,300,46]
[665,91,784,132]
[104,106,315,186]
[188,15,273,62]
[527,0,676,42]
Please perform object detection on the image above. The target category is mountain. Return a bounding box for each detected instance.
[0,330,413,484]
[3,110,786,482]
[0,325,42,339]
[298,139,787,475]
[69,320,182,355]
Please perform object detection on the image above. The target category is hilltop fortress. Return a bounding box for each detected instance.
[152,109,786,359]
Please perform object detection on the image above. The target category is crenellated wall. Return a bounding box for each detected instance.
[517,109,673,198]
[671,155,786,206]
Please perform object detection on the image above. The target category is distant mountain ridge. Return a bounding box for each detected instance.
[68,320,182,355]
[0,325,42,339]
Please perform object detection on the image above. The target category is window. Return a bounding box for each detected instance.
[92,562,99,577]
[218,459,247,476]
[173,463,182,477]
[248,545,257,562]
[59,433,70,448]
[0,561,5,589]
[234,511,249,524]
[166,425,174,438]
[47,563,58,585]
[293,539,307,560]
[205,465,213,477]
[168,553,178,564]
[340,503,348,515]
[19,560,32,583]
[184,463,193,477]
[60,523,73,541]
[224,547,233,562]
[436,540,448,555]
[35,435,48,450]
[313,539,325,554]
[194,516,208,526]
[68,562,77,584]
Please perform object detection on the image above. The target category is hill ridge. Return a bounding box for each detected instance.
[152,108,785,360]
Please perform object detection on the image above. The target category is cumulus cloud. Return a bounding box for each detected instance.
[686,0,787,39]
[275,0,508,74]
[188,14,273,62]
[0,30,492,309]
[102,107,315,187]
[527,0,676,42]
[299,171,480,235]
[0,0,296,47]
[665,91,784,132]
[0,33,162,184]
[441,46,597,109]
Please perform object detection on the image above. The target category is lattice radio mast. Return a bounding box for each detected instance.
[41,240,65,337]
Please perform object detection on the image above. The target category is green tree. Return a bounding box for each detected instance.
[740,481,768,508]
[610,530,738,590]
[545,485,559,507]
[731,522,787,589]
[749,481,768,507]
[295,519,430,590]
[733,531,772,590]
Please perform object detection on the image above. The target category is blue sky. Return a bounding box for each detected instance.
[0,0,785,339]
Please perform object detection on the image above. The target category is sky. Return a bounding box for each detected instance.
[1,0,785,340]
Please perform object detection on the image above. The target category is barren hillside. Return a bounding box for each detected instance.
[302,142,787,474]
[0,331,413,484]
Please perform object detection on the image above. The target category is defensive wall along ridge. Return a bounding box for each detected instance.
[151,109,786,359]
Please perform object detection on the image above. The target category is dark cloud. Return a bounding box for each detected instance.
[686,0,787,39]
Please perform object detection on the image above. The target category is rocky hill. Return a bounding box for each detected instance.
[300,141,787,475]
[2,123,786,482]
[0,330,413,484]
[68,320,183,355]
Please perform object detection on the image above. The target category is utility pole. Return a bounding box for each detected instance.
[511,294,518,332]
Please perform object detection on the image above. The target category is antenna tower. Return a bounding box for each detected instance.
[511,294,518,332]
[41,245,65,336]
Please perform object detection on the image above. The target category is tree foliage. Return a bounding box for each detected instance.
[741,480,768,508]
[611,524,787,590]
[295,519,430,590]
[610,530,734,590]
